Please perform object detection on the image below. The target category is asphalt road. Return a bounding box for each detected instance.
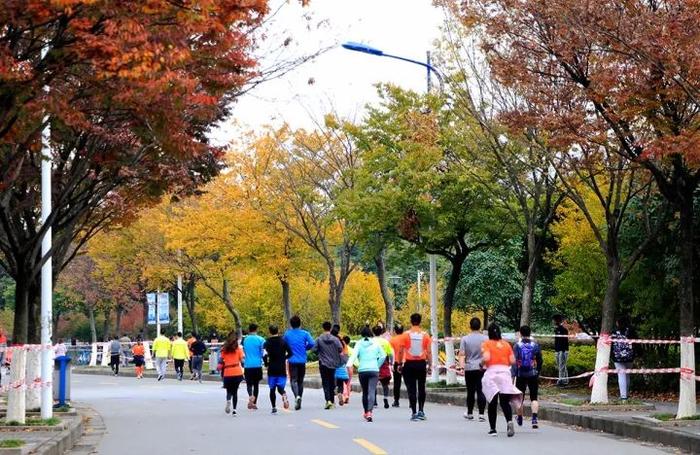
[70,373,669,455]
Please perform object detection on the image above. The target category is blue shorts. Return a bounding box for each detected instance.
[268,376,287,389]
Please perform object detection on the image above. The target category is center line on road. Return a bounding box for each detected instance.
[353,439,387,455]
[311,419,339,429]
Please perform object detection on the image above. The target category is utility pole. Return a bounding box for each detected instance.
[429,255,439,383]
[156,290,161,337]
[416,270,424,313]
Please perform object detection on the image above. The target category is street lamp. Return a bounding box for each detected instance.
[341,41,442,383]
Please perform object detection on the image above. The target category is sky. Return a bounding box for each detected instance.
[211,0,445,146]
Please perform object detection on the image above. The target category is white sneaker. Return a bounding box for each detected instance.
[225,401,231,414]
[463,412,474,420]
[478,415,486,422]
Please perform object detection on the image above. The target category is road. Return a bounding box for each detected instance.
[70,373,668,455]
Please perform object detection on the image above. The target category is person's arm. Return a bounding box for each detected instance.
[425,336,432,373]
[387,344,394,366]
[346,346,358,369]
[312,337,320,355]
[306,332,315,351]
[508,344,516,366]
[377,346,387,368]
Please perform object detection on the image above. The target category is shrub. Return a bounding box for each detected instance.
[540,345,597,378]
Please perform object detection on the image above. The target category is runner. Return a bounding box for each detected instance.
[347,326,386,422]
[342,335,353,404]
[218,332,245,416]
[334,332,350,406]
[283,315,315,410]
[109,335,122,376]
[552,314,569,387]
[458,317,487,421]
[390,324,404,407]
[372,325,394,409]
[481,323,522,437]
[263,325,292,414]
[171,332,190,381]
[398,313,432,421]
[314,321,343,409]
[611,316,637,402]
[514,325,542,429]
[152,332,171,381]
[190,334,207,382]
[242,323,265,410]
[186,333,196,379]
[132,338,146,379]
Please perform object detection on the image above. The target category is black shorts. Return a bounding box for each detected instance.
[244,367,263,383]
[133,355,145,367]
[515,376,539,401]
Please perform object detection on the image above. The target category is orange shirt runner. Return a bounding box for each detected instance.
[401,328,432,362]
[132,344,145,356]
[481,339,513,368]
[390,336,404,363]
[220,348,245,377]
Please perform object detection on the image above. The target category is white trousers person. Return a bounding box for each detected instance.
[615,362,633,399]
[155,357,168,377]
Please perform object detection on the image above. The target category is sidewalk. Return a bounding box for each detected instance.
[72,366,700,453]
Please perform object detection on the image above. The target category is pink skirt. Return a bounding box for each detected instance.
[482,365,523,408]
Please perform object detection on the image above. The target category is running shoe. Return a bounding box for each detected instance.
[324,401,334,410]
[248,397,255,410]
[295,397,302,411]
[366,412,373,422]
[410,413,420,422]
[157,375,163,381]
[282,395,290,410]
[417,411,426,420]
[271,408,278,415]
[463,412,474,420]
[344,397,349,405]
[225,401,231,414]
[392,401,400,408]
[532,416,539,429]
[488,429,497,437]
[232,410,237,417]
[337,393,344,406]
[384,399,389,409]
[516,415,523,426]
[507,421,515,437]
[478,415,486,422]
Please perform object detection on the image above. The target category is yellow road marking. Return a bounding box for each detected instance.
[311,419,339,429]
[353,439,387,455]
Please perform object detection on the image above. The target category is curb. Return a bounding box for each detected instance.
[73,368,696,453]
[32,414,83,455]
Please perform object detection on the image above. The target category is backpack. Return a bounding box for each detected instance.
[612,330,635,363]
[408,331,425,358]
[517,341,536,374]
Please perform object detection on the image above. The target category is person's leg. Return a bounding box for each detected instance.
[392,363,402,405]
[289,364,301,398]
[359,372,370,412]
[615,362,631,399]
[558,351,569,385]
[488,394,499,431]
[515,377,526,417]
[417,361,427,413]
[476,370,487,416]
[246,370,255,397]
[367,373,378,413]
[319,365,334,403]
[231,376,243,410]
[499,393,513,423]
[297,363,306,398]
[465,370,477,415]
[530,377,539,427]
[269,379,277,409]
[403,362,418,415]
[380,378,390,407]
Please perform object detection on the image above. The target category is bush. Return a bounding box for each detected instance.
[540,345,597,378]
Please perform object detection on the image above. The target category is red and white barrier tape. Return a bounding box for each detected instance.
[0,379,52,394]
[438,336,698,344]
[540,367,693,381]
[0,344,54,353]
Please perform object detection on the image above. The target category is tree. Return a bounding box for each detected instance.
[0,0,315,343]
[236,120,361,325]
[463,0,700,414]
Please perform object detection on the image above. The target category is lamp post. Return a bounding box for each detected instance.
[39,45,54,419]
[342,41,443,383]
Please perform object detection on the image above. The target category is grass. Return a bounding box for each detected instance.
[0,439,24,448]
[652,413,700,422]
[426,380,464,389]
[559,398,586,406]
[4,417,60,427]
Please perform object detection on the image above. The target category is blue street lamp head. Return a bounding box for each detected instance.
[341,41,384,56]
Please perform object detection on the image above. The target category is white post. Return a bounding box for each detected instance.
[40,45,54,418]
[590,334,610,403]
[143,341,154,370]
[677,337,696,418]
[177,273,183,335]
[89,343,97,367]
[429,255,439,383]
[156,290,161,337]
[416,271,422,313]
[446,339,457,385]
[25,349,41,411]
[7,348,27,424]
[100,342,110,367]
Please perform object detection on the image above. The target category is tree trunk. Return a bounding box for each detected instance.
[222,278,242,340]
[519,228,541,327]
[443,255,466,338]
[281,279,292,328]
[102,308,111,341]
[52,310,61,339]
[677,194,697,418]
[185,275,198,336]
[87,306,97,344]
[590,255,621,403]
[482,307,488,330]
[27,280,40,343]
[12,273,29,344]
[374,250,394,330]
[328,270,341,325]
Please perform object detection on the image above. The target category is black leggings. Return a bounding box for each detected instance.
[224,376,244,409]
[488,393,513,430]
[392,363,402,403]
[289,363,306,399]
[402,360,427,414]
[110,355,120,374]
[359,371,379,413]
[245,368,263,401]
[174,359,185,376]
[319,365,336,403]
[269,385,286,408]
[465,370,486,414]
